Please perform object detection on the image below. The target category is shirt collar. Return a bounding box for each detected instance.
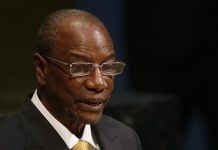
[31,89,99,149]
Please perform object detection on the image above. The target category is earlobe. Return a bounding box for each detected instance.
[33,53,47,85]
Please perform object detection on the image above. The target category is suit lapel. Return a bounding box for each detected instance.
[18,98,69,150]
[92,116,122,150]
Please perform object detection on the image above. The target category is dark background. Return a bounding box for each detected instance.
[0,1,218,150]
[0,0,74,114]
[126,1,218,150]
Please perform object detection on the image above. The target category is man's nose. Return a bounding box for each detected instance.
[84,67,107,92]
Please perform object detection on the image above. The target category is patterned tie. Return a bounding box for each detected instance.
[72,140,96,150]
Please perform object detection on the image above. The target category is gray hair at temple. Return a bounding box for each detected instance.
[36,9,104,56]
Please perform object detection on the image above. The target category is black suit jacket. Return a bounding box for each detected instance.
[0,98,142,150]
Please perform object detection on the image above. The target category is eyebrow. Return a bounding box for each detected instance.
[68,48,116,62]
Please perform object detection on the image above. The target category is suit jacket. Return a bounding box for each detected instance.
[0,97,142,150]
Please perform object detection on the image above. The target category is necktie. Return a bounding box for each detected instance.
[72,140,96,150]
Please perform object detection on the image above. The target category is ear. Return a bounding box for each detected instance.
[33,53,48,85]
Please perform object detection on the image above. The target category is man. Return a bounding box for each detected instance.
[0,9,142,150]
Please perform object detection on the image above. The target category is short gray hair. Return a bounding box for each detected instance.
[36,9,104,55]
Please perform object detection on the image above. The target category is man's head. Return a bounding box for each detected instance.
[33,9,124,132]
[36,9,109,56]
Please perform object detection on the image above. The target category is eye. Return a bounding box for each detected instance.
[101,62,126,75]
[102,63,116,74]
[70,63,93,73]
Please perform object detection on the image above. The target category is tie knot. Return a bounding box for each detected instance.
[72,140,96,150]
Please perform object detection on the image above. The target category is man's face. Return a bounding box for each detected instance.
[43,19,115,124]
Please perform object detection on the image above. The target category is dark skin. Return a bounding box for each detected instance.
[33,16,115,137]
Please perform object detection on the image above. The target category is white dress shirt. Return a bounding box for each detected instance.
[31,89,100,149]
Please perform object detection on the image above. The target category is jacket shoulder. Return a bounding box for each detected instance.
[99,115,133,132]
[94,115,142,150]
[0,115,25,149]
[98,115,142,146]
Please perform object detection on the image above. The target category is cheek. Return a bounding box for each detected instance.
[105,76,114,90]
[60,80,84,104]
[47,72,114,103]
[45,70,78,105]
[65,78,85,98]
[107,80,114,92]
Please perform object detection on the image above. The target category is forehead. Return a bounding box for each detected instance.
[51,18,115,61]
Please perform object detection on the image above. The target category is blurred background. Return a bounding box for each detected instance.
[0,0,217,150]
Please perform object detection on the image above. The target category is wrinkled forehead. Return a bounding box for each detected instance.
[61,17,112,41]
[55,19,113,48]
[50,18,115,62]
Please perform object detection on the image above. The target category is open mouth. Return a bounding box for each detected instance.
[77,100,104,111]
[84,101,102,106]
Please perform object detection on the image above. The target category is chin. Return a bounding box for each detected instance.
[79,112,103,124]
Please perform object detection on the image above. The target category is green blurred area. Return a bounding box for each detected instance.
[0,0,74,116]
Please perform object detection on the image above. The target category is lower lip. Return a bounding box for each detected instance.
[78,102,104,112]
